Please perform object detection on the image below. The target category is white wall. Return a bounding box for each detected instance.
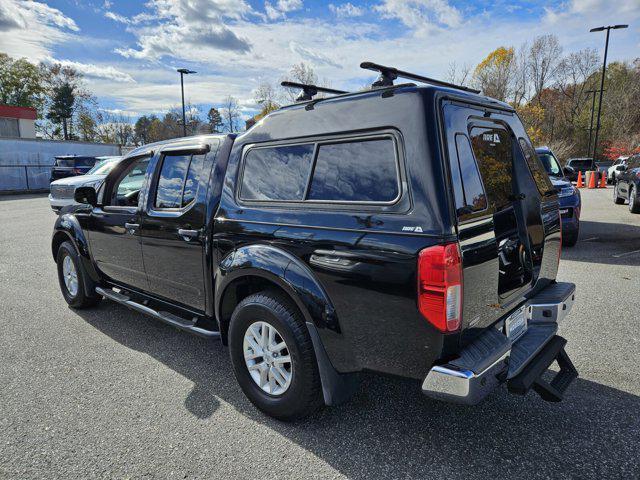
[18,118,36,138]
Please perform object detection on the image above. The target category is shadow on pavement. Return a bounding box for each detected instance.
[75,303,640,479]
[564,220,640,266]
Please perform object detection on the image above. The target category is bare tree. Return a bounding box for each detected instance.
[445,62,472,87]
[528,34,563,102]
[221,95,240,133]
[281,62,320,101]
[254,82,282,114]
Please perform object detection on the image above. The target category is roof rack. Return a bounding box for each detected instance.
[360,61,480,94]
[280,81,348,102]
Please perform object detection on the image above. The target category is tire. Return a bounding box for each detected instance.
[629,185,640,214]
[613,183,625,204]
[56,241,102,309]
[228,290,323,421]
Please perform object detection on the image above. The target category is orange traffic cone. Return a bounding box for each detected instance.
[599,171,607,188]
[587,171,596,189]
[576,171,584,188]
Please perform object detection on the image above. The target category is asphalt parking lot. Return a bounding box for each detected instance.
[1,188,639,479]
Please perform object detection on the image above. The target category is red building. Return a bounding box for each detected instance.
[0,105,37,138]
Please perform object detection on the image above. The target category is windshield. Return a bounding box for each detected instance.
[87,158,119,175]
[537,153,562,177]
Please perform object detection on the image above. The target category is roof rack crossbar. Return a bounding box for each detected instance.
[360,61,480,94]
[280,81,348,102]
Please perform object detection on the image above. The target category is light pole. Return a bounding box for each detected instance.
[585,88,603,157]
[589,24,628,170]
[177,68,196,137]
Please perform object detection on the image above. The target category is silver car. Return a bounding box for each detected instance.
[49,156,122,213]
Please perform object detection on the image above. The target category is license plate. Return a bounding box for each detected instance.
[560,209,569,214]
[505,306,527,341]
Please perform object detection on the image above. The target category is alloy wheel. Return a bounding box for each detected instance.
[62,255,78,297]
[243,321,293,396]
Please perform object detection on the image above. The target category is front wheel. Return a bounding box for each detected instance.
[228,291,323,421]
[629,186,640,213]
[56,241,102,308]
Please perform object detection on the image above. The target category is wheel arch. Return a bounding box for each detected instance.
[52,214,101,291]
[214,244,357,406]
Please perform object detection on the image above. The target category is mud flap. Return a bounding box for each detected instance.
[507,335,578,402]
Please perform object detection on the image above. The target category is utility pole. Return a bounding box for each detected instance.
[589,24,628,170]
[177,68,196,137]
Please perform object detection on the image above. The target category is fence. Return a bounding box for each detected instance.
[0,137,121,193]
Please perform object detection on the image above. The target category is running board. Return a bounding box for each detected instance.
[95,287,220,339]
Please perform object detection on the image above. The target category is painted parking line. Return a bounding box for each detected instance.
[612,248,640,258]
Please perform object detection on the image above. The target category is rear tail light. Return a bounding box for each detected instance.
[417,243,463,332]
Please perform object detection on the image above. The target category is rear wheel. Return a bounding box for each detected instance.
[629,185,640,213]
[613,183,625,204]
[228,291,323,421]
[56,241,102,308]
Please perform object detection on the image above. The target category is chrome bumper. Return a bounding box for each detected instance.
[422,282,575,405]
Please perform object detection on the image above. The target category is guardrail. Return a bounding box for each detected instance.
[0,165,52,193]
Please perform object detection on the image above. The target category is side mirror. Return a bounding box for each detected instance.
[74,186,97,206]
[563,166,575,175]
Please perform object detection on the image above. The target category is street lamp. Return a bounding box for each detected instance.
[177,68,196,137]
[589,24,628,170]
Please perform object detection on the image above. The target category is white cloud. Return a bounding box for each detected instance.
[264,0,303,21]
[0,0,79,60]
[114,0,252,60]
[375,0,462,30]
[329,3,365,18]
[104,10,130,24]
[50,59,136,83]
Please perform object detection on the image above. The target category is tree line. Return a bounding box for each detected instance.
[0,52,241,145]
[450,35,640,161]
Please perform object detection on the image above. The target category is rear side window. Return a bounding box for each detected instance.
[469,127,513,211]
[454,134,487,212]
[240,144,314,201]
[518,138,553,193]
[75,157,96,167]
[155,154,205,209]
[308,139,398,202]
[240,136,401,204]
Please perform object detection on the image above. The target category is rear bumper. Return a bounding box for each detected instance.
[422,282,577,404]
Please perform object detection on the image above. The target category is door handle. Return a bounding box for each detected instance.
[178,228,200,241]
[124,222,139,234]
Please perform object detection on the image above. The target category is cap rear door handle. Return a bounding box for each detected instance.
[178,228,200,241]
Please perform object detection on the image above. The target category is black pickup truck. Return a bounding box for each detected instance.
[52,63,577,420]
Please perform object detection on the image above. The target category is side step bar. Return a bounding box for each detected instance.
[95,287,220,339]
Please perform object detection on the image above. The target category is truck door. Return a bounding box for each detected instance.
[87,154,152,291]
[138,142,218,312]
[442,102,538,332]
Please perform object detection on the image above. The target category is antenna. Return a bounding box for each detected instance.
[280,81,348,102]
[360,61,480,94]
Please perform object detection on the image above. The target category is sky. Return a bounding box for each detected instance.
[1,0,639,123]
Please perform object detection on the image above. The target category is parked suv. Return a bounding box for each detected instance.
[536,147,581,246]
[49,155,99,183]
[564,158,594,182]
[51,64,577,420]
[613,153,640,213]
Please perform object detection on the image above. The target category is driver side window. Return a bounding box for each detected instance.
[112,156,150,207]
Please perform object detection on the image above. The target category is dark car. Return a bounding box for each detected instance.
[51,63,577,420]
[613,153,640,213]
[49,155,99,183]
[536,147,581,246]
[564,158,594,182]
